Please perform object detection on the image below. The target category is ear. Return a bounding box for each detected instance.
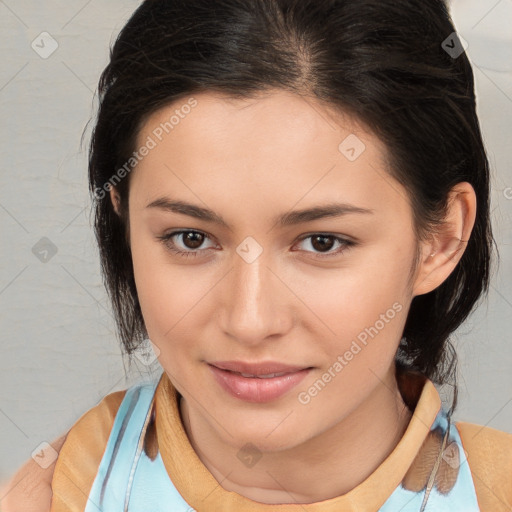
[412,182,477,297]
[110,187,122,216]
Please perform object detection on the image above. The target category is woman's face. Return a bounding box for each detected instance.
[124,89,425,451]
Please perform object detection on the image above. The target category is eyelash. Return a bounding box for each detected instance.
[156,230,356,259]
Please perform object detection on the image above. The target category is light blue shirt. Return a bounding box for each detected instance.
[85,375,480,511]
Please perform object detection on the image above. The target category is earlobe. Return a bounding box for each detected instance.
[109,187,131,246]
[412,182,476,297]
[110,187,121,216]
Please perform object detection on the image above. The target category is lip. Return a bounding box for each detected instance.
[209,360,309,375]
[208,361,312,403]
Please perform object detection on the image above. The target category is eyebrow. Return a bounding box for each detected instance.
[146,197,374,228]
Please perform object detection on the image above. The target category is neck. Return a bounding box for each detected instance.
[179,368,414,505]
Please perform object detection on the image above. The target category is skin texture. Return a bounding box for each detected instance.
[114,89,476,504]
[1,89,476,510]
[0,433,67,511]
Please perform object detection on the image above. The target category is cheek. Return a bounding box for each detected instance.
[129,228,207,342]
[126,204,222,380]
[293,255,412,375]
[131,242,170,332]
[296,256,410,331]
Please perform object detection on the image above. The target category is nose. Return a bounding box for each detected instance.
[220,249,293,347]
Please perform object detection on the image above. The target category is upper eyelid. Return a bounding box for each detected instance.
[164,229,352,240]
[296,232,354,242]
[170,229,215,239]
[165,230,217,247]
[164,230,354,249]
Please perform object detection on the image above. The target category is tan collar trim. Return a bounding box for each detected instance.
[155,372,441,511]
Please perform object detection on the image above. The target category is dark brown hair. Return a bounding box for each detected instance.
[88,0,496,413]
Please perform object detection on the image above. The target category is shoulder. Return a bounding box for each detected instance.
[50,388,127,510]
[0,388,127,512]
[0,434,68,512]
[456,420,512,511]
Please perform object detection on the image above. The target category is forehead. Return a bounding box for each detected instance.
[130,89,411,220]
[136,89,383,159]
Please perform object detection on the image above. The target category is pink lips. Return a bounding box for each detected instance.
[208,361,312,403]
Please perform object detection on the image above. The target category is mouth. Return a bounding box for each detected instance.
[225,371,294,379]
[209,360,311,375]
[207,361,313,403]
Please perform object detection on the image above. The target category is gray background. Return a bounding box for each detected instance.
[1,0,511,483]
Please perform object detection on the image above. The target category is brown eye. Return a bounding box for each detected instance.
[156,230,216,258]
[310,235,336,252]
[294,234,356,258]
[181,231,205,249]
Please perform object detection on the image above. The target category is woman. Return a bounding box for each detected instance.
[3,0,511,510]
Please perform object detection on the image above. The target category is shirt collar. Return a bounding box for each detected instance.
[154,370,441,511]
